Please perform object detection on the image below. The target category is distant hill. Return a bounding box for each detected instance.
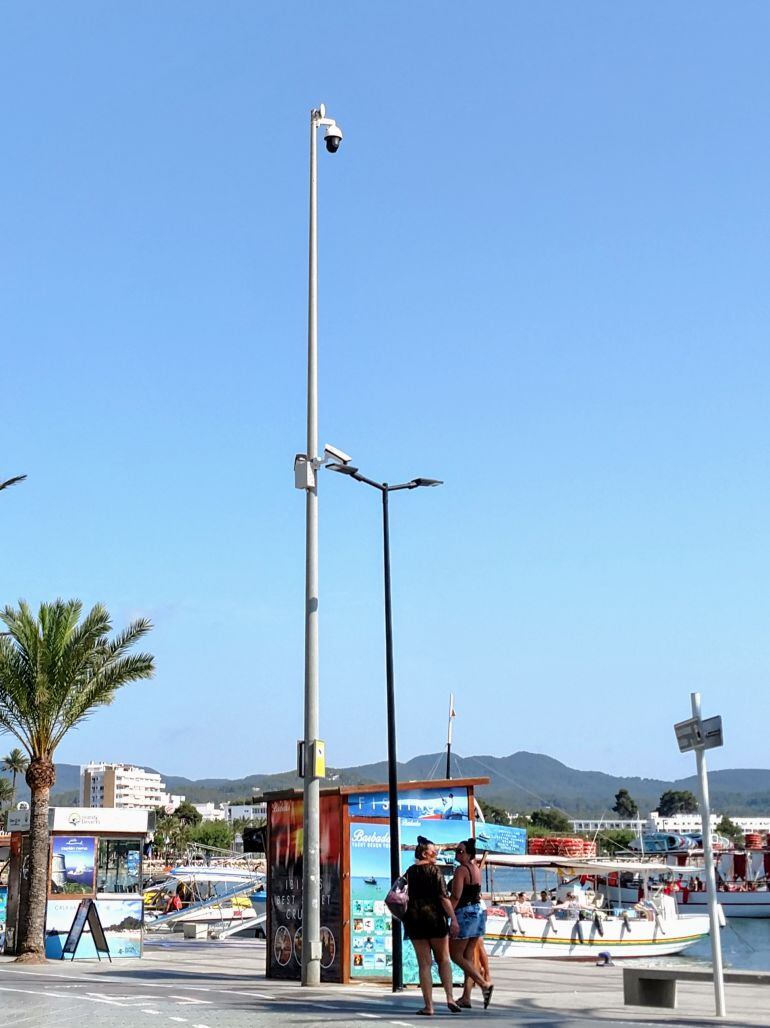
[6,753,770,817]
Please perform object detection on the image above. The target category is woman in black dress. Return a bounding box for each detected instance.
[403,837,460,1015]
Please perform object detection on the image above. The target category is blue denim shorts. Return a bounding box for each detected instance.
[455,903,487,939]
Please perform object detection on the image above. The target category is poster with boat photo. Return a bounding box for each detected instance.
[347,787,469,822]
[348,822,462,986]
[44,898,143,958]
[50,836,96,895]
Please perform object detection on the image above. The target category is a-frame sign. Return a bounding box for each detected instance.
[61,899,112,961]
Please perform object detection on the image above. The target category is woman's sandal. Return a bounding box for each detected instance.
[415,1010,434,1017]
[482,984,494,1009]
[456,999,472,1009]
[447,1002,462,1013]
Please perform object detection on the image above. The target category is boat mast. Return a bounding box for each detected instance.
[445,693,455,779]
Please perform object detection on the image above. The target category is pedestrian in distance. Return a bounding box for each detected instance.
[401,836,462,1016]
[449,838,494,1009]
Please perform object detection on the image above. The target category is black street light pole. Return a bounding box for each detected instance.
[328,465,442,992]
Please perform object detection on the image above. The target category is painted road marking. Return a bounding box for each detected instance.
[141,1010,162,1016]
[227,990,276,999]
[168,1019,188,1023]
[169,995,212,1005]
[356,1014,381,1019]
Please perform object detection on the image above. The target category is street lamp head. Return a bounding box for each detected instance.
[324,122,343,153]
[410,478,443,489]
[327,463,359,476]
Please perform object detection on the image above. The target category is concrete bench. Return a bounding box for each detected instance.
[623,966,770,1009]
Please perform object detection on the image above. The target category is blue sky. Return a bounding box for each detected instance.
[2,3,769,784]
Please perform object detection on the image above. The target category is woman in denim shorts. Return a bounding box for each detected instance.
[449,839,493,1009]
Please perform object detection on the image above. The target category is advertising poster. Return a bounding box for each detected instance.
[50,836,96,895]
[268,795,341,981]
[348,787,469,822]
[0,885,7,952]
[349,822,461,986]
[474,822,527,855]
[44,898,142,959]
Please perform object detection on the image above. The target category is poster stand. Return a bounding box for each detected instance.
[61,899,112,962]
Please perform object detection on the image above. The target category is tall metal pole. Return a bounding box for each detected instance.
[302,108,321,988]
[382,485,403,992]
[446,692,454,780]
[691,691,725,1017]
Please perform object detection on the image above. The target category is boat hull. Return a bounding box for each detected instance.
[484,908,710,960]
[680,891,770,918]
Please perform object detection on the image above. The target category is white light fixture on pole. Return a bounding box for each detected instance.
[293,103,343,988]
[673,694,726,1017]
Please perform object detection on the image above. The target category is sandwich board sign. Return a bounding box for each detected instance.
[61,899,111,961]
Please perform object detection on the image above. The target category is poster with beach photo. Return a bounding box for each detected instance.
[44,898,142,959]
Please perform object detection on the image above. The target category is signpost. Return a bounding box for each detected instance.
[61,899,111,962]
[673,694,725,1017]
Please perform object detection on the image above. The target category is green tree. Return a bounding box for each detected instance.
[612,789,639,819]
[657,790,698,817]
[477,798,510,824]
[0,599,154,962]
[0,776,13,828]
[174,800,203,827]
[598,828,635,855]
[2,747,28,812]
[189,820,234,851]
[716,815,744,847]
[530,808,572,833]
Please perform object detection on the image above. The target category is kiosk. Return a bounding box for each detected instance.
[3,806,150,958]
[265,776,527,985]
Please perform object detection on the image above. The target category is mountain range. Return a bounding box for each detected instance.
[9,751,770,817]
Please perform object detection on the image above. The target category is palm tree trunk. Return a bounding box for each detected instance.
[17,758,55,962]
[10,769,17,812]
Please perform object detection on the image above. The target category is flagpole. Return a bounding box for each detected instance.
[445,693,455,779]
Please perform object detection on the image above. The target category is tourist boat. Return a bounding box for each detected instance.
[144,865,266,931]
[601,846,770,918]
[482,855,711,960]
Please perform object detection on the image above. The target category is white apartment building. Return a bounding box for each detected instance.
[193,802,226,822]
[225,802,267,822]
[81,762,168,810]
[570,811,770,836]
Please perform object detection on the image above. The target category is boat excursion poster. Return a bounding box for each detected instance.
[44,898,142,958]
[49,836,96,895]
[475,822,527,855]
[348,822,462,986]
[268,795,341,981]
[347,787,469,822]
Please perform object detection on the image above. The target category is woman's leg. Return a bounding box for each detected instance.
[449,934,488,989]
[411,939,434,1014]
[429,936,456,1007]
[460,938,480,1003]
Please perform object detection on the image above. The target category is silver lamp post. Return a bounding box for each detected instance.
[293,103,343,988]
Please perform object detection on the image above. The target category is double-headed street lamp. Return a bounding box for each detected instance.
[293,103,343,988]
[328,464,442,991]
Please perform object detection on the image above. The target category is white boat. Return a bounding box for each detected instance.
[144,865,266,930]
[482,855,711,960]
[601,848,770,919]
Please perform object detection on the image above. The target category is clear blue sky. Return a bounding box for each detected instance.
[2,3,768,784]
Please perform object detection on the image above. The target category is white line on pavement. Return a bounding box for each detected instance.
[141,1010,162,1016]
[169,995,212,1005]
[356,1014,381,1019]
[227,990,276,999]
[168,1018,188,1023]
[390,1022,415,1026]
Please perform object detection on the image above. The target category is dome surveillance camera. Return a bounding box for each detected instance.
[324,123,343,153]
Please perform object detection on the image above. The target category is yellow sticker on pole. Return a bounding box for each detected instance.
[313,740,326,779]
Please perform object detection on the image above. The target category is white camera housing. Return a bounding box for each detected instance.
[323,444,352,465]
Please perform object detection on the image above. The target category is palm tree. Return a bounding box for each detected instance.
[0,599,154,962]
[2,747,28,811]
[0,776,13,828]
[0,474,26,491]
